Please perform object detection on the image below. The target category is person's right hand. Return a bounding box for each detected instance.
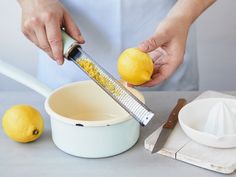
[18,0,85,65]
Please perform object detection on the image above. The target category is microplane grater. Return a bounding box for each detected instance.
[62,31,155,126]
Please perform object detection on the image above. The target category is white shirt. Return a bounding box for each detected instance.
[37,0,198,91]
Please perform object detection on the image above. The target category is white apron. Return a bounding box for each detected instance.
[37,0,198,91]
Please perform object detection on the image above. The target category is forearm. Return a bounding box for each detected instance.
[166,0,216,27]
[17,0,25,4]
[17,0,57,7]
[17,0,35,6]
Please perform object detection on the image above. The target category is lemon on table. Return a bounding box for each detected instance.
[117,48,154,85]
[2,105,44,143]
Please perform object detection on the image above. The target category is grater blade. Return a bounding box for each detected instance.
[68,47,155,126]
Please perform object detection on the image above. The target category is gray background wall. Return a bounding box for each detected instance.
[0,0,235,91]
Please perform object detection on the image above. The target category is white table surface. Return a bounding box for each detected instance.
[0,91,236,177]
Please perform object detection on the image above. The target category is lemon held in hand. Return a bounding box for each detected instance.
[117,48,154,85]
[2,105,44,143]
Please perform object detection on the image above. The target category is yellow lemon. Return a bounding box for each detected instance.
[2,105,44,143]
[117,48,153,85]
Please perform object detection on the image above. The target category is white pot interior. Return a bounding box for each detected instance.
[45,80,144,126]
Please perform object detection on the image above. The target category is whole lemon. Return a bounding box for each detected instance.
[2,105,44,143]
[117,48,153,85]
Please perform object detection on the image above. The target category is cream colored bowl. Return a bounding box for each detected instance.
[45,80,144,158]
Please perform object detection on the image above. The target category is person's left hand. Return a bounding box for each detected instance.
[138,17,190,87]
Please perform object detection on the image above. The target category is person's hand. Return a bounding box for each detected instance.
[138,17,190,87]
[18,0,85,65]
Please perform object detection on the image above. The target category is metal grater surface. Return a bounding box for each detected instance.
[68,47,155,126]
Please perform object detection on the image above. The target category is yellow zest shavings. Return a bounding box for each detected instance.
[77,59,120,95]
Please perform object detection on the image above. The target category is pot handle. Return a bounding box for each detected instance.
[0,59,52,98]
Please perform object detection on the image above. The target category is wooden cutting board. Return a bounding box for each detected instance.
[144,91,236,174]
